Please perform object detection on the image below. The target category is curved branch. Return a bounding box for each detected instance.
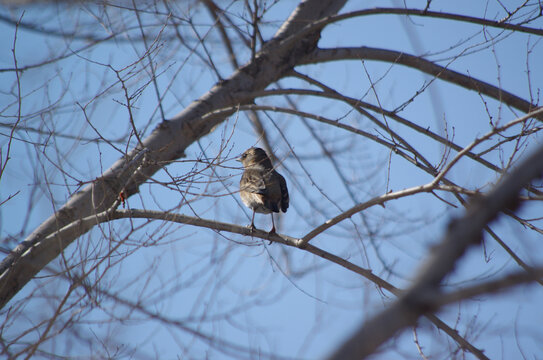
[302,47,541,118]
[328,143,543,360]
[194,103,438,174]
[431,107,543,185]
[0,0,349,311]
[334,8,543,36]
[430,267,543,307]
[18,203,486,358]
[251,87,529,184]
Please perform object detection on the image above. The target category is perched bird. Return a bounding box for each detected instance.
[238,147,289,233]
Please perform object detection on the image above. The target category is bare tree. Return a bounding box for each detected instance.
[1,0,542,358]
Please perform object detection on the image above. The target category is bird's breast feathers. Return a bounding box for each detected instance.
[240,169,285,213]
[240,192,273,214]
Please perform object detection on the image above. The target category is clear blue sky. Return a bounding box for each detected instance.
[1,1,542,358]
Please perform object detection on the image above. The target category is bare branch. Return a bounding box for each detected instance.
[303,47,541,118]
[328,143,543,360]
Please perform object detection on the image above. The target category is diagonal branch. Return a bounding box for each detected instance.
[0,0,349,310]
[22,204,487,358]
[327,143,543,360]
[302,47,541,118]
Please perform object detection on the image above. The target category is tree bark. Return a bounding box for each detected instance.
[327,143,543,360]
[0,0,348,310]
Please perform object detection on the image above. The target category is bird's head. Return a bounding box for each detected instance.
[237,147,273,169]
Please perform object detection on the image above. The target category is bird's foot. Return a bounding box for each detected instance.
[267,226,276,244]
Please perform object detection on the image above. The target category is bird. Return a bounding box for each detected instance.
[238,147,289,234]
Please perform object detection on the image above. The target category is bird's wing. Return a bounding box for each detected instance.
[241,170,267,195]
[278,173,289,213]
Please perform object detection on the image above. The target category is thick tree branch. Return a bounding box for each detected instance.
[327,143,543,360]
[21,203,486,357]
[0,0,349,310]
[302,47,541,118]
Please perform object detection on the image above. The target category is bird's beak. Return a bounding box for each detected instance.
[236,157,242,162]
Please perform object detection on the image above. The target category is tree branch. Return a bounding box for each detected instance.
[0,0,349,310]
[327,143,543,360]
[302,47,541,118]
[16,203,487,358]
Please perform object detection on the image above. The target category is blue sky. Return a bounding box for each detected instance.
[1,1,543,358]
